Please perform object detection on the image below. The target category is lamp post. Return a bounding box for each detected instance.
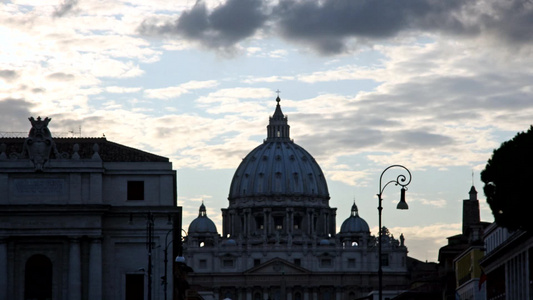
[377,165,411,300]
[162,229,173,300]
[146,212,154,300]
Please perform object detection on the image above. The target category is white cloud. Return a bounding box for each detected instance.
[145,80,219,99]
[106,86,142,93]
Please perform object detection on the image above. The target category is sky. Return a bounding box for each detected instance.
[2,0,533,262]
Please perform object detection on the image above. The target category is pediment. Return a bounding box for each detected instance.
[244,258,311,275]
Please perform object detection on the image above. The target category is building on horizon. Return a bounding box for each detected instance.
[0,117,182,300]
[479,222,533,299]
[183,97,411,300]
[438,186,490,300]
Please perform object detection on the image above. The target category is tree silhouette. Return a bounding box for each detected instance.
[481,125,533,232]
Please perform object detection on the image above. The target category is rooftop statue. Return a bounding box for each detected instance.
[23,116,59,171]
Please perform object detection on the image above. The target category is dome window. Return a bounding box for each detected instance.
[274,216,284,230]
[255,216,264,230]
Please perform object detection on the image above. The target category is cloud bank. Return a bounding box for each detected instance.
[138,0,533,54]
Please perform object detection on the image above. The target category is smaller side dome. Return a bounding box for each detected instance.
[188,202,218,234]
[340,201,370,233]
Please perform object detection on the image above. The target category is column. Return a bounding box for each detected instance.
[263,287,270,300]
[230,211,235,237]
[88,238,103,300]
[263,210,267,237]
[243,212,248,237]
[324,212,329,236]
[289,211,294,234]
[68,238,82,300]
[335,287,342,300]
[303,288,309,300]
[246,287,252,300]
[0,239,7,300]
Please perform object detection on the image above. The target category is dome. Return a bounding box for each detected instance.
[229,97,329,200]
[340,202,370,233]
[188,203,218,234]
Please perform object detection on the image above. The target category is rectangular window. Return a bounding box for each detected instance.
[320,258,332,268]
[256,217,264,230]
[127,181,144,200]
[223,259,234,268]
[125,274,144,300]
[199,259,207,269]
[274,216,283,230]
[254,259,261,267]
[381,254,389,267]
[348,258,356,268]
[293,216,302,230]
[294,259,301,266]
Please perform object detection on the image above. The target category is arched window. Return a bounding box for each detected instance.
[25,254,53,300]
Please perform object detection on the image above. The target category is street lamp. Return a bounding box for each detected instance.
[162,229,173,300]
[146,213,154,300]
[376,164,412,300]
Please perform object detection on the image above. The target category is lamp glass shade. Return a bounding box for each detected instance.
[396,187,408,210]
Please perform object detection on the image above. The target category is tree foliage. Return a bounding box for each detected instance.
[481,125,533,232]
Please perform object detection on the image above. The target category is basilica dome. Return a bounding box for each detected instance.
[228,97,329,200]
[188,203,218,234]
[340,202,370,233]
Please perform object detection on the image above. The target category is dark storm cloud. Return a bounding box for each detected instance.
[274,0,468,54]
[53,0,79,18]
[139,0,533,55]
[0,70,19,82]
[385,130,455,149]
[138,0,268,50]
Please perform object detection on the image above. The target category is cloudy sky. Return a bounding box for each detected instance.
[2,0,533,261]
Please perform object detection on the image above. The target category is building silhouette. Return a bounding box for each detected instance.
[0,117,181,300]
[183,97,410,300]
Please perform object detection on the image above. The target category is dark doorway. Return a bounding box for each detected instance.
[25,254,53,300]
[126,274,144,300]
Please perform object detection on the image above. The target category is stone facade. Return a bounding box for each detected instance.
[183,98,410,300]
[0,117,181,300]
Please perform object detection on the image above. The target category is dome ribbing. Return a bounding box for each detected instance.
[228,97,329,201]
